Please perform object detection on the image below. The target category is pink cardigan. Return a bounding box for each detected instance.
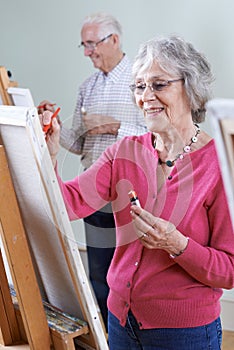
[56,132,234,329]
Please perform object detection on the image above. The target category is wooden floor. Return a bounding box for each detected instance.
[223,330,234,350]
[0,330,233,349]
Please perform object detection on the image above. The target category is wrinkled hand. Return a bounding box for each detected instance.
[130,205,188,256]
[37,100,56,114]
[39,110,60,166]
[83,114,120,135]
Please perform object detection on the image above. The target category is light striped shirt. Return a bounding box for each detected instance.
[60,55,147,168]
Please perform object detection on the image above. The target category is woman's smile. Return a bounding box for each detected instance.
[144,107,164,117]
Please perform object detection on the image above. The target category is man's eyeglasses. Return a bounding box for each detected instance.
[129,78,184,95]
[79,33,113,51]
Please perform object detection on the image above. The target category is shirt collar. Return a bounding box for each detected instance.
[102,54,129,83]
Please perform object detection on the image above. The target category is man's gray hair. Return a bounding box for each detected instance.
[132,35,214,123]
[82,12,123,47]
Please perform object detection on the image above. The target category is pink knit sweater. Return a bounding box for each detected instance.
[56,132,234,329]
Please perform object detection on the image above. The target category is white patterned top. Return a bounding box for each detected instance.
[60,55,147,168]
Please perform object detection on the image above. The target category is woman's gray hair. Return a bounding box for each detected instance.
[132,35,214,123]
[82,12,123,48]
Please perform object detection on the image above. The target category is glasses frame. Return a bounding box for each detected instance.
[79,33,113,51]
[129,78,184,94]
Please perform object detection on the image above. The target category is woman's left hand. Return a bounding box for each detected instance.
[130,205,188,256]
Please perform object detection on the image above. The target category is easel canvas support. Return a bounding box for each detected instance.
[0,106,108,350]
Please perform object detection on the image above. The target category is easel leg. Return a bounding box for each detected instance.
[0,245,21,345]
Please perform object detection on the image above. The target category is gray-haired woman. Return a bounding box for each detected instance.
[41,35,234,349]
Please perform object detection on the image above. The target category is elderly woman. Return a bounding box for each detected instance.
[42,35,234,350]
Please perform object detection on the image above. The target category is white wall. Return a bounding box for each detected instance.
[1,0,234,325]
[2,0,234,144]
[2,0,234,124]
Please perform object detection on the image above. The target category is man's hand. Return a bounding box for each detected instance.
[83,114,120,135]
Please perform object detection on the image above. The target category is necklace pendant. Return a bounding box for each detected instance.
[157,123,200,169]
[184,145,191,153]
[166,160,174,167]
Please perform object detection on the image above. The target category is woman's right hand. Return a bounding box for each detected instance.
[37,100,55,114]
[39,110,60,166]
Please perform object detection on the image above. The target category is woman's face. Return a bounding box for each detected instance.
[134,61,191,132]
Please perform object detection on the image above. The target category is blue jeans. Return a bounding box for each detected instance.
[108,310,222,350]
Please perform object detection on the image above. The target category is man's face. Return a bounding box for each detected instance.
[80,24,116,73]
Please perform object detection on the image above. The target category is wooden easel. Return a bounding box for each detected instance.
[0,145,105,350]
[0,66,18,105]
[0,145,52,349]
[0,69,51,348]
[0,105,109,350]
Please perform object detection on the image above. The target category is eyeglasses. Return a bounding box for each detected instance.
[79,33,113,51]
[129,78,184,95]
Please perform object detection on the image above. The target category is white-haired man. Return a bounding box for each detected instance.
[39,12,146,330]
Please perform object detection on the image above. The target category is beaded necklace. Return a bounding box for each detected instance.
[155,124,201,167]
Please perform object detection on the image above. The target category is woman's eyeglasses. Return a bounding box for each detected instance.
[129,78,184,95]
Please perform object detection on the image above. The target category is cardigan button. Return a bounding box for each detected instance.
[126,281,131,288]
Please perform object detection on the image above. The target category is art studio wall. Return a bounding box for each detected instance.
[1,0,234,247]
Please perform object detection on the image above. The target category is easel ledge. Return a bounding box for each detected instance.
[11,287,89,350]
